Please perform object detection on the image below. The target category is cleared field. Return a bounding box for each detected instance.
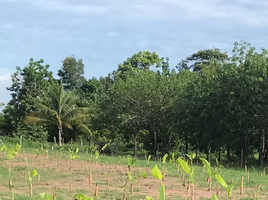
[0,148,267,200]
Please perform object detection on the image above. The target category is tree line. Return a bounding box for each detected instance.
[1,40,268,166]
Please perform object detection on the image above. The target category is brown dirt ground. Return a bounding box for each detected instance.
[0,152,265,200]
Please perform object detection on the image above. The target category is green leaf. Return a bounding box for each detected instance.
[177,158,191,174]
[0,145,7,152]
[215,174,228,188]
[128,171,133,183]
[151,165,163,181]
[158,183,165,200]
[145,197,155,200]
[32,169,38,177]
[200,158,211,175]
[39,193,54,200]
[162,153,168,163]
[73,193,89,200]
[101,144,108,151]
[212,194,218,200]
[75,147,79,154]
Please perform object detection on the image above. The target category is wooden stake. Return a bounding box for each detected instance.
[89,171,92,186]
[131,183,133,194]
[9,180,12,190]
[69,183,72,193]
[123,188,126,200]
[209,178,212,191]
[53,186,57,199]
[107,173,110,187]
[94,184,99,197]
[38,174,40,185]
[240,176,244,195]
[247,172,250,182]
[216,185,220,195]
[257,184,260,192]
[29,183,33,196]
[187,182,190,194]
[245,165,247,173]
[191,183,194,200]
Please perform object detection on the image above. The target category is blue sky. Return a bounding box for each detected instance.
[1,0,268,106]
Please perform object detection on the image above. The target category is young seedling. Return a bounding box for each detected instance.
[68,147,79,170]
[177,157,195,200]
[73,193,94,200]
[25,157,38,196]
[215,173,236,200]
[212,193,218,200]
[147,155,152,165]
[127,169,147,194]
[0,144,8,158]
[169,152,175,164]
[95,144,108,165]
[127,155,136,172]
[199,158,216,191]
[186,153,196,166]
[39,193,54,200]
[145,165,165,200]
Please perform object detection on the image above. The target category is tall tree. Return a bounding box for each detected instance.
[58,56,86,91]
[177,48,230,72]
[2,58,53,139]
[24,82,90,146]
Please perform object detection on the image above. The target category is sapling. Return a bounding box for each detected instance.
[127,155,136,172]
[39,193,54,200]
[127,169,147,194]
[147,155,151,165]
[145,165,165,200]
[169,152,175,164]
[25,157,38,196]
[186,153,196,166]
[68,147,79,170]
[215,173,236,200]
[177,157,195,200]
[95,144,108,165]
[73,193,94,200]
[200,158,216,191]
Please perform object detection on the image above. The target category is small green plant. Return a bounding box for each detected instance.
[73,193,94,200]
[186,153,196,166]
[25,157,38,196]
[95,144,108,164]
[215,173,236,200]
[211,193,218,200]
[162,153,168,164]
[200,158,216,191]
[177,157,194,183]
[39,192,54,200]
[127,155,136,172]
[177,157,195,199]
[145,165,165,200]
[147,155,151,165]
[169,152,175,164]
[7,144,21,160]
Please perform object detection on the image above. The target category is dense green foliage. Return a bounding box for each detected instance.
[1,41,268,166]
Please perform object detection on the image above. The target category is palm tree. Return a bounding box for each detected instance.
[24,81,90,146]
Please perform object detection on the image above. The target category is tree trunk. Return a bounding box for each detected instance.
[258,131,265,166]
[134,138,137,158]
[243,134,248,167]
[227,145,231,163]
[218,150,221,162]
[58,125,62,146]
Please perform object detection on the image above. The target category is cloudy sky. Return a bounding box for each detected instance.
[1,0,268,106]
